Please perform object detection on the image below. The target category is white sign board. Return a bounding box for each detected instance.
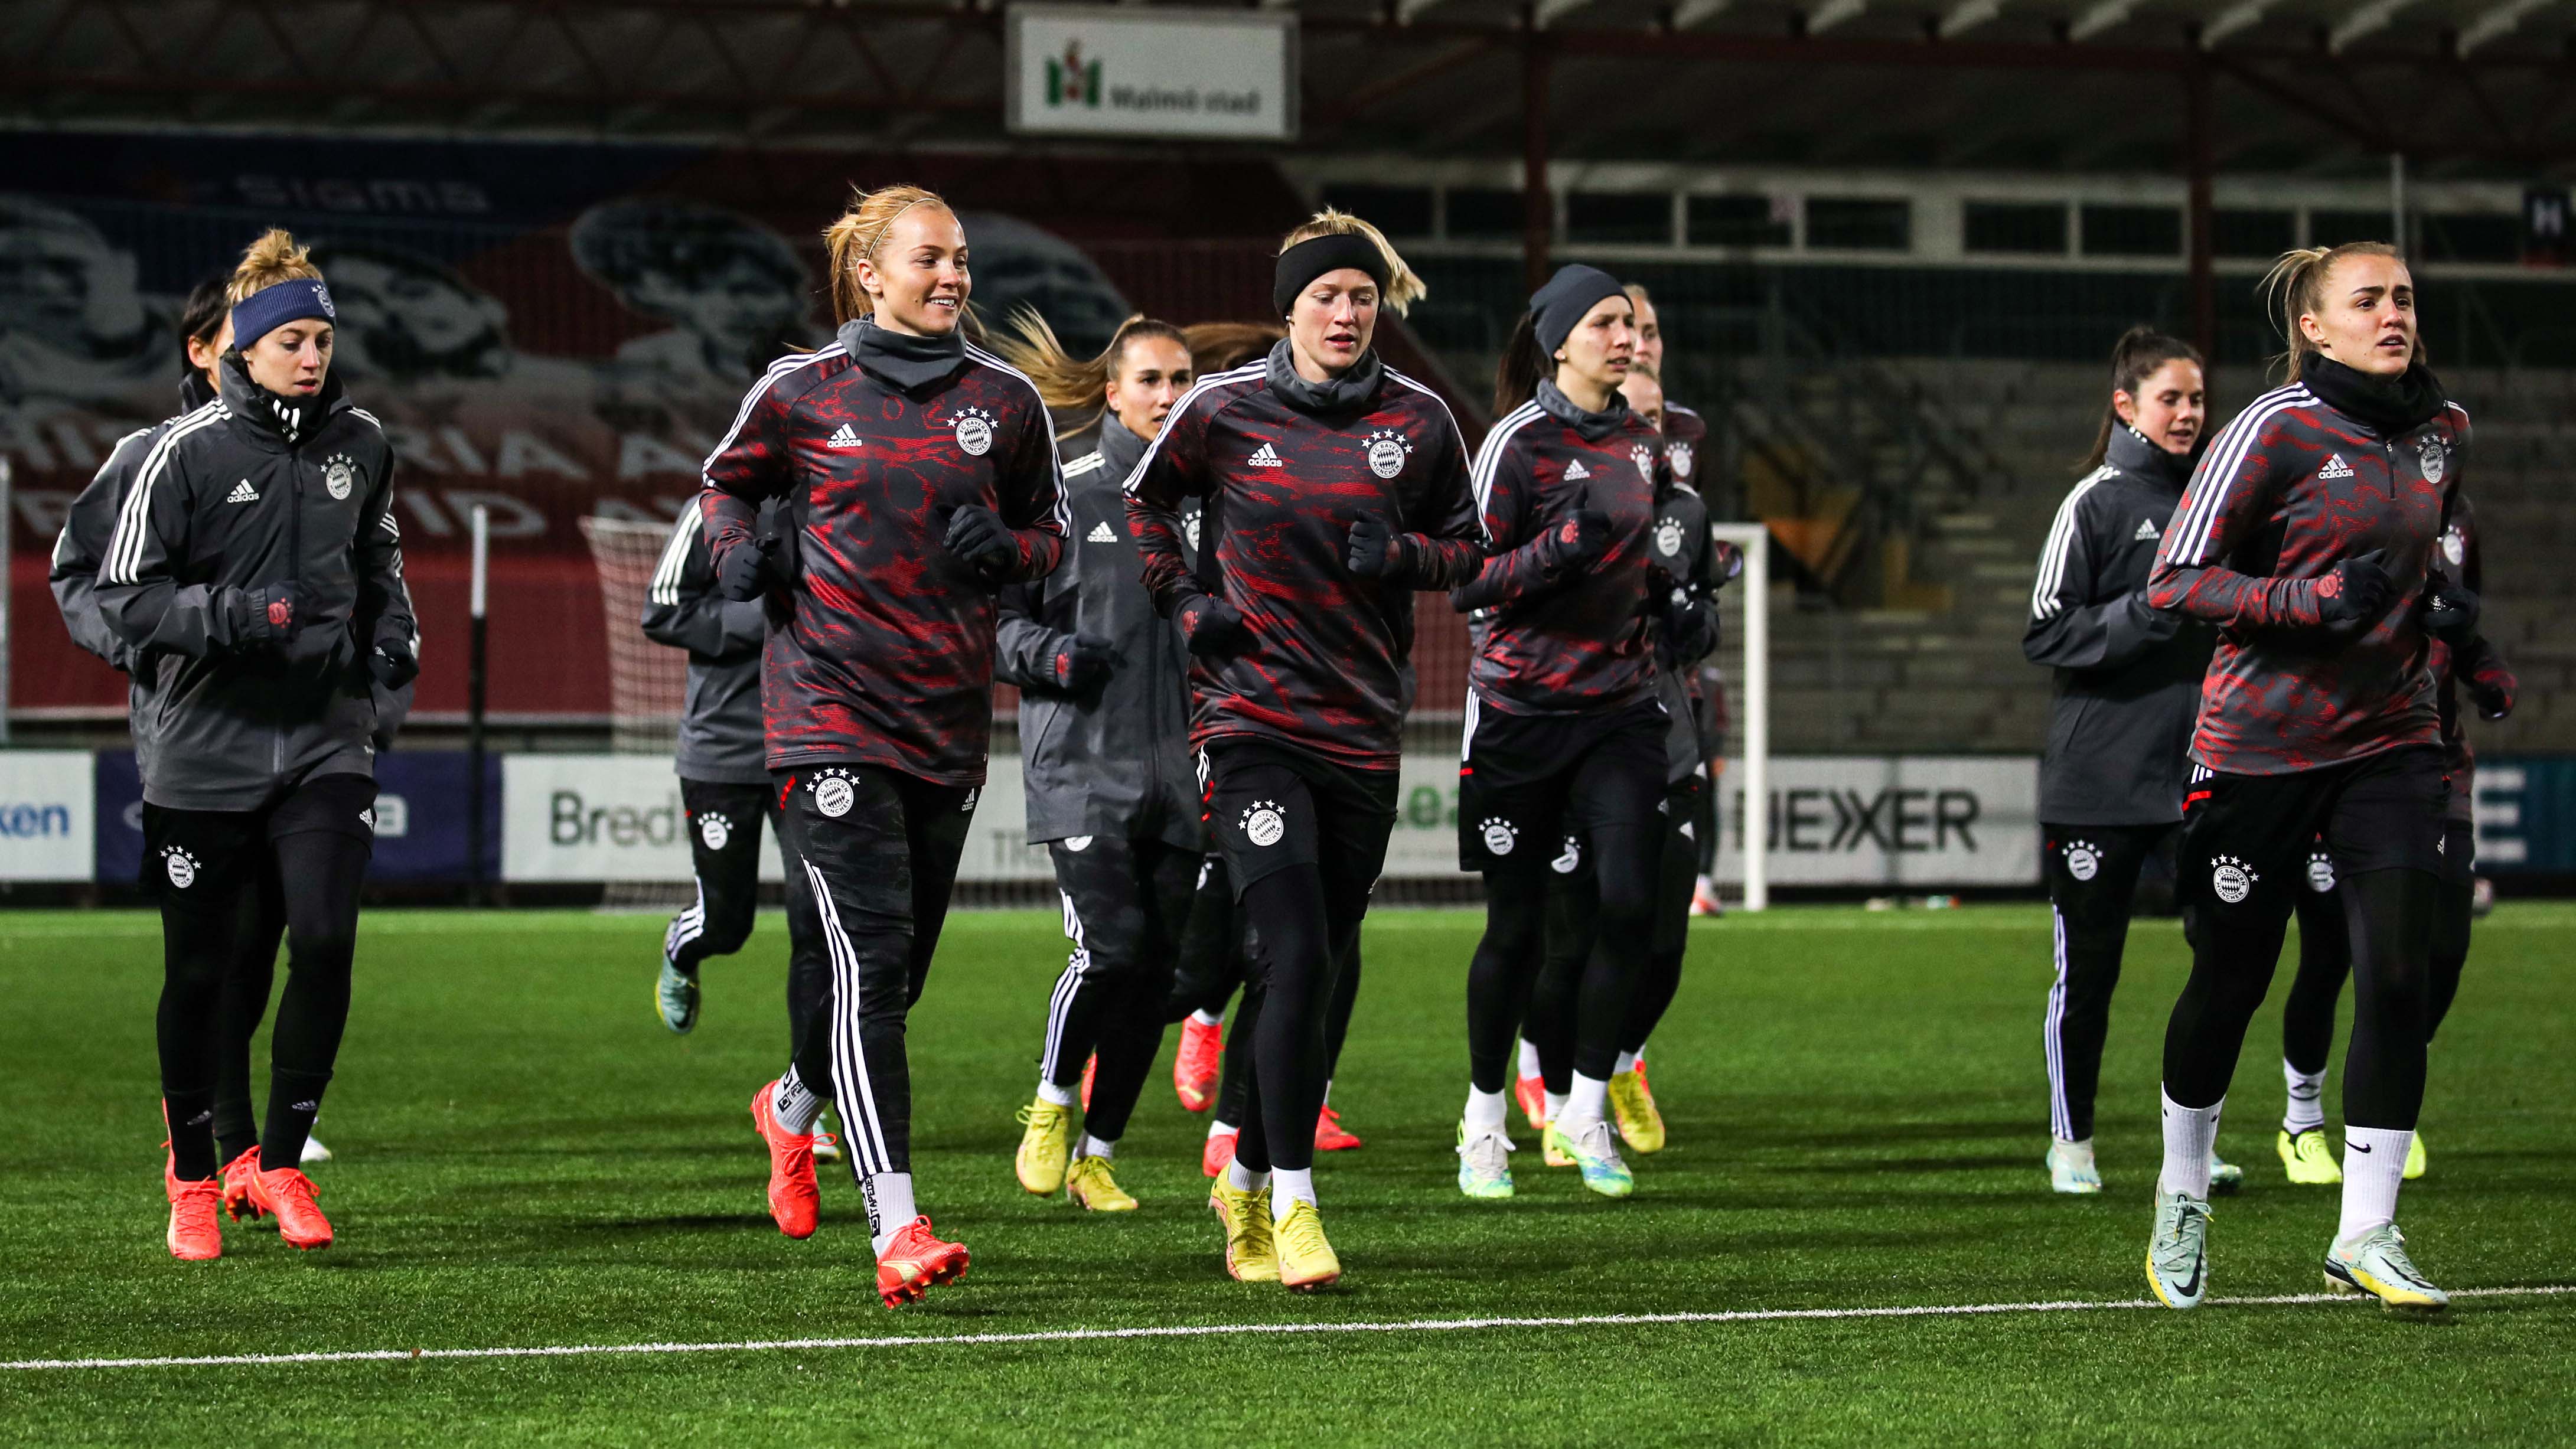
[0,750,96,882]
[1713,756,2039,887]
[1007,6,1297,142]
[503,755,782,883]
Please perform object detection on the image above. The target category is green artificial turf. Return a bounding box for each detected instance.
[2,903,2571,1446]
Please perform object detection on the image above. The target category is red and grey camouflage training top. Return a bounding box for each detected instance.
[700,339,1067,786]
[2148,381,2465,776]
[1463,392,1665,716]
[1123,357,1481,771]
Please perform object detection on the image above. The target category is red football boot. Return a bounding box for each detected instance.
[875,1216,970,1307]
[164,1154,222,1261]
[749,1081,820,1239]
[1314,1103,1363,1152]
[1080,1053,1097,1113]
[1514,1072,1549,1133]
[1202,1127,1239,1178]
[220,1147,268,1224]
[1174,1016,1223,1113]
[245,1164,333,1250]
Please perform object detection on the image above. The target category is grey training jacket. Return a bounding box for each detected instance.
[93,356,418,812]
[640,501,777,785]
[2024,425,2215,825]
[995,415,1202,850]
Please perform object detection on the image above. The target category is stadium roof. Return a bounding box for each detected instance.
[3,0,2568,178]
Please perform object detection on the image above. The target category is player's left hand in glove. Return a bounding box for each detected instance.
[944,505,1018,580]
[1345,516,1414,581]
[1664,598,1720,663]
[1055,634,1116,693]
[2465,641,2518,720]
[2424,573,2480,645]
[368,639,420,690]
[716,534,790,602]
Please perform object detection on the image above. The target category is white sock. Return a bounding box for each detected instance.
[2157,1088,2221,1200]
[1544,1090,1569,1123]
[2282,1059,2328,1135]
[1561,1072,1611,1127]
[1189,1008,1224,1027]
[1463,1086,1508,1135]
[772,1069,823,1135]
[1695,873,1715,893]
[1613,1050,1639,1076]
[2054,1135,2094,1161]
[2337,1127,2412,1242]
[863,1171,916,1257]
[1078,1133,1117,1160]
[1517,1039,1541,1079]
[1320,1079,1334,1108]
[1208,1118,1236,1139]
[1226,1158,1269,1193]
[1036,1078,1076,1107]
[1271,1167,1316,1223]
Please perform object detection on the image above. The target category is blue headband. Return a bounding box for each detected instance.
[230,278,335,348]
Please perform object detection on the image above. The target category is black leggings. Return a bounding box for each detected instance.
[1473,823,1658,1094]
[2282,873,2474,1078]
[1230,865,1372,1176]
[213,867,289,1165]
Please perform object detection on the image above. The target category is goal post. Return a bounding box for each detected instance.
[1710,523,1771,912]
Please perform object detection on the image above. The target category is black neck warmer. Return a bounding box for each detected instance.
[1535,377,1629,442]
[2301,353,2446,438]
[217,351,344,446]
[1095,409,1147,479]
[843,317,968,392]
[2106,423,2195,492]
[1264,337,1382,415]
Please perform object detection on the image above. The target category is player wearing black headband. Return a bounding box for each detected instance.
[1125,210,1479,1291]
[1447,266,1682,1203]
[89,229,417,1259]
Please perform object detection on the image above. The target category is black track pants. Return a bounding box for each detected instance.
[667,778,830,1055]
[1039,833,1198,1144]
[2039,821,2174,1144]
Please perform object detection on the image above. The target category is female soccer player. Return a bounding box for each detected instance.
[2023,327,2229,1196]
[1125,210,1479,1290]
[641,489,839,1162]
[2142,242,2476,1316]
[92,230,418,1258]
[1447,265,1674,1203]
[2272,494,2516,1186]
[706,185,1067,1307]
[992,311,1203,1212]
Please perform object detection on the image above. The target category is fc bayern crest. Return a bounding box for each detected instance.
[2420,438,2445,484]
[2442,525,2464,568]
[1669,441,1694,479]
[1656,517,1685,557]
[953,407,997,457]
[1631,443,1655,481]
[324,455,357,501]
[1241,800,1286,848]
[1480,818,1519,856]
[164,847,200,890]
[1365,429,1411,480]
[2306,851,2336,893]
[2065,841,2099,882]
[2212,855,2258,905]
[810,769,856,818]
[1550,836,1582,874]
[699,813,731,851]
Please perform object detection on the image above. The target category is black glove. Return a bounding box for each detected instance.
[1664,598,1720,663]
[226,583,299,652]
[1174,590,1253,659]
[2134,588,2183,640]
[2424,573,2480,646]
[1345,517,1413,580]
[368,639,420,690]
[944,505,1017,578]
[2315,549,2395,627]
[716,534,788,602]
[757,507,802,588]
[1534,510,1612,573]
[1054,634,1116,693]
[2464,639,2518,720]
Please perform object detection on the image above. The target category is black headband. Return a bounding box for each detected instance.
[1530,265,1627,357]
[1273,234,1391,315]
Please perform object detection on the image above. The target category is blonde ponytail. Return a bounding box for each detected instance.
[226,228,321,305]
[2261,241,2404,384]
[1277,209,1426,316]
[823,183,955,326]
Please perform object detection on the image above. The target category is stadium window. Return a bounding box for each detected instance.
[2310,208,2397,248]
[2080,204,2182,258]
[1806,197,1911,252]
[1446,187,1526,241]
[1965,201,2069,256]
[1319,184,1433,239]
[1687,194,1792,248]
[1569,191,1674,246]
[2419,212,2521,265]
[2213,208,2295,258]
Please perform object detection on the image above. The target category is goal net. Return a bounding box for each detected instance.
[578,515,693,907]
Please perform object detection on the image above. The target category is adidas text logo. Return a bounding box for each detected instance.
[1087,521,1117,544]
[2319,454,2356,479]
[826,425,862,450]
[1248,443,1285,468]
[226,479,259,504]
[1564,459,1592,481]
[2134,518,2161,541]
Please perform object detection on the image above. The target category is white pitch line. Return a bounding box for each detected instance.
[7,1285,2570,1372]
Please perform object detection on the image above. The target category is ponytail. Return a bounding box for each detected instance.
[1492,311,1546,418]
[2260,241,2404,386]
[2081,325,2203,472]
[994,309,1189,438]
[1276,209,1427,317]
[1182,321,1283,376]
[822,183,954,327]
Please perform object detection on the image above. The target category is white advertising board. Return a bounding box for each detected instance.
[0,750,96,882]
[1712,755,2039,887]
[1006,6,1297,142]
[502,755,782,883]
